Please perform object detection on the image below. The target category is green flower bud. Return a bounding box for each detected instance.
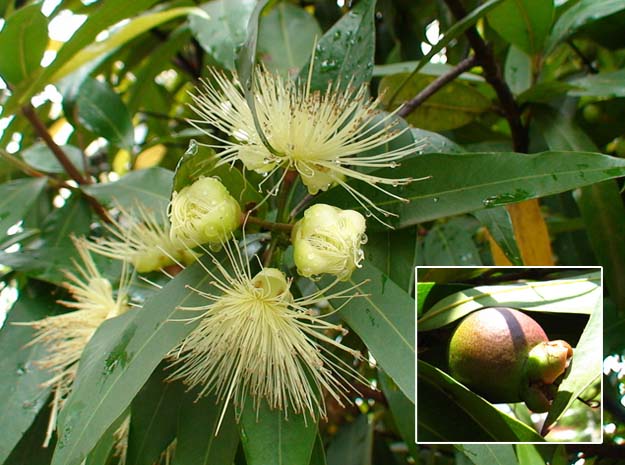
[169,177,242,249]
[292,204,366,280]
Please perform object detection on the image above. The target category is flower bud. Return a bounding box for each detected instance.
[169,177,242,249]
[292,204,366,280]
[251,268,291,300]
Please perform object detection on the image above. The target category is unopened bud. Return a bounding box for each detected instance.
[292,204,366,280]
[168,177,241,249]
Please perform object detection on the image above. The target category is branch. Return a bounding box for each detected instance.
[21,104,111,222]
[443,0,528,153]
[22,104,90,184]
[243,214,294,233]
[397,55,478,118]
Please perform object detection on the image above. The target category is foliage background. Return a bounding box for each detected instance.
[1,0,625,464]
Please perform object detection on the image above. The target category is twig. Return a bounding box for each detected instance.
[22,104,90,185]
[244,215,293,233]
[397,55,478,118]
[443,0,528,153]
[567,40,599,74]
[21,104,111,222]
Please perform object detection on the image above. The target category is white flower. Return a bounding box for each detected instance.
[85,203,197,273]
[168,239,367,429]
[20,236,131,445]
[292,204,366,280]
[187,67,422,223]
[168,177,242,250]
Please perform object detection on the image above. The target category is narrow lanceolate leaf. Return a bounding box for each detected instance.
[173,393,239,465]
[542,299,603,434]
[546,0,625,51]
[327,262,415,402]
[239,400,316,465]
[317,150,625,230]
[299,0,376,92]
[0,177,47,243]
[418,361,544,442]
[418,272,601,331]
[516,444,547,465]
[0,4,48,85]
[7,0,161,110]
[83,167,173,213]
[422,219,483,266]
[51,259,219,465]
[0,291,56,464]
[126,366,185,465]
[379,371,416,459]
[456,444,518,465]
[568,69,625,98]
[51,7,208,81]
[486,0,554,55]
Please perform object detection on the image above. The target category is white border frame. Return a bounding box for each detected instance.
[415,265,604,445]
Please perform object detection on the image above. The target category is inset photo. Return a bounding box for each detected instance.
[416,267,602,444]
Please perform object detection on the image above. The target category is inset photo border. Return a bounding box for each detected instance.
[416,266,603,444]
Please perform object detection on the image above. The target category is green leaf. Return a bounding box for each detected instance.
[85,414,128,465]
[239,400,316,465]
[0,291,56,463]
[299,0,375,92]
[365,227,417,293]
[309,435,327,465]
[457,444,518,465]
[191,0,256,70]
[379,371,416,459]
[380,73,490,131]
[328,262,415,402]
[21,143,86,175]
[423,219,483,266]
[373,62,484,82]
[516,445,546,465]
[533,108,625,312]
[0,177,47,243]
[418,361,544,442]
[542,299,602,434]
[504,46,532,95]
[486,0,554,55]
[547,0,625,51]
[51,258,222,465]
[51,7,207,82]
[76,78,134,150]
[418,271,601,331]
[316,150,625,230]
[326,415,374,465]
[473,207,523,265]
[83,167,173,213]
[0,4,48,85]
[8,0,161,110]
[173,394,239,465]
[413,128,464,154]
[258,3,321,75]
[126,365,184,465]
[568,69,625,97]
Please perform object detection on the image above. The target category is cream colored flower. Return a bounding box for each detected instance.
[85,203,197,273]
[292,204,366,280]
[168,240,367,429]
[20,236,131,445]
[168,177,242,250]
[188,67,422,223]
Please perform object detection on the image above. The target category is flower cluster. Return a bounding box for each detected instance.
[21,237,131,445]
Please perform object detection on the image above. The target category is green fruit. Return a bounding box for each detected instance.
[448,307,572,411]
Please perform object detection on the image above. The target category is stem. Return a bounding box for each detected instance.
[22,104,91,184]
[397,55,478,118]
[443,0,528,153]
[21,104,111,222]
[244,215,293,233]
[567,40,599,74]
